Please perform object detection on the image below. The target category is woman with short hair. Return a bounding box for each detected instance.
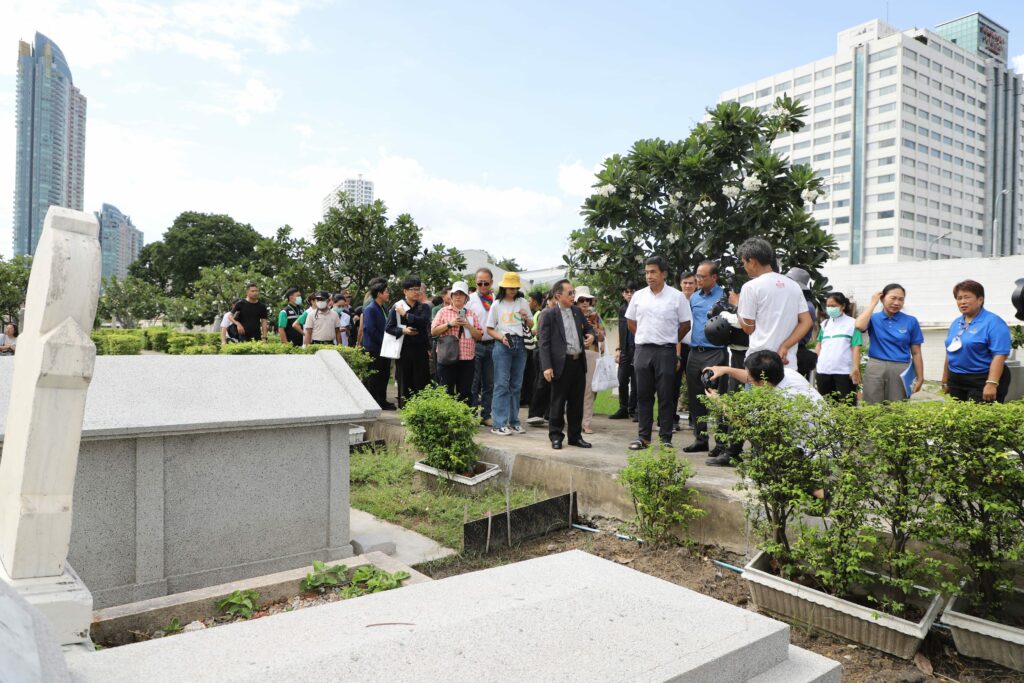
[813,292,861,403]
[855,283,924,403]
[942,279,1012,403]
[431,281,483,403]
[0,322,18,355]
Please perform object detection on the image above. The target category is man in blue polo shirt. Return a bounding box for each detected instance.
[683,260,728,454]
[855,284,925,403]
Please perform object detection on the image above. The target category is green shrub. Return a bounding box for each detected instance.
[220,341,298,355]
[166,333,199,355]
[401,384,479,473]
[619,444,705,547]
[103,334,145,355]
[215,589,260,619]
[300,561,348,593]
[181,344,220,355]
[147,329,171,353]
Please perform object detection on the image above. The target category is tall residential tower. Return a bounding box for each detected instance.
[321,174,375,214]
[13,32,87,256]
[96,203,143,280]
[720,13,1022,264]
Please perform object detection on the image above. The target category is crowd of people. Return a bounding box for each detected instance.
[208,235,1019,462]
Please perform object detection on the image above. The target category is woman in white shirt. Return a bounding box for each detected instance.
[813,292,862,403]
[0,322,17,355]
[486,272,533,435]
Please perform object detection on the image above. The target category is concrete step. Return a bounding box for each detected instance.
[749,645,841,683]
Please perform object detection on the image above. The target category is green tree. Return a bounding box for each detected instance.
[97,276,166,328]
[417,244,467,294]
[129,212,263,296]
[0,255,31,323]
[165,266,283,328]
[494,256,520,271]
[567,96,836,302]
[252,225,317,294]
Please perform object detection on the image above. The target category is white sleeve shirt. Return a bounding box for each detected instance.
[738,272,806,366]
[625,285,692,345]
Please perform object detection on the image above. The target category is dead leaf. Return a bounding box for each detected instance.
[913,652,933,676]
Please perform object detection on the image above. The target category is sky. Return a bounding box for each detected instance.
[3,1,1024,269]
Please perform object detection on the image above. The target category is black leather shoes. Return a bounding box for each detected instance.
[551,439,563,450]
[608,410,629,420]
[682,442,709,453]
[706,453,738,467]
[568,438,592,448]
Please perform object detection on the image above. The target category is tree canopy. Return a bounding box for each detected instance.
[0,255,31,324]
[566,96,836,302]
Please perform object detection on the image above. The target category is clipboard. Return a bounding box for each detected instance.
[899,362,916,398]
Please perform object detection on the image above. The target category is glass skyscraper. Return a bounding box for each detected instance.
[13,32,87,256]
[96,203,143,280]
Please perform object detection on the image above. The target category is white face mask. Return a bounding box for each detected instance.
[826,306,841,318]
[316,300,328,310]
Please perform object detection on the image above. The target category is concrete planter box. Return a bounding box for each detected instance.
[413,460,501,494]
[942,589,1024,672]
[743,550,944,659]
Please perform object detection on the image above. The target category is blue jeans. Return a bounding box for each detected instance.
[490,337,526,428]
[472,342,495,418]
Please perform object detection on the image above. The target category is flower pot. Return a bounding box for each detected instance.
[743,551,944,659]
[942,589,1024,672]
[413,460,500,495]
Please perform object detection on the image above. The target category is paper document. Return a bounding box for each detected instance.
[899,362,916,398]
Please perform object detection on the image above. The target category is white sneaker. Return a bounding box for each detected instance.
[511,425,526,434]
[526,416,545,425]
[490,426,512,436]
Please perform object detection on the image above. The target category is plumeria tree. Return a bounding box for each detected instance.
[567,96,836,301]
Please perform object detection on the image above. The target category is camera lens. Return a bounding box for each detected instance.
[701,369,716,389]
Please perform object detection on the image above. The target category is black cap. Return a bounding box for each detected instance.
[315,290,330,300]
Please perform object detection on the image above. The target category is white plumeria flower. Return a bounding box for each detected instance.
[742,176,763,192]
[667,196,679,208]
[332,247,341,255]
[666,233,679,244]
[722,185,741,200]
[674,191,683,199]
[767,104,786,118]
[801,188,820,203]
[595,183,616,197]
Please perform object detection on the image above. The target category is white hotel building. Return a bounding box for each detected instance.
[719,13,1023,264]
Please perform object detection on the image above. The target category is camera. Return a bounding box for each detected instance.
[700,369,717,389]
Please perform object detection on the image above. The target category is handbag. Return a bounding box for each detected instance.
[380,311,405,359]
[591,345,618,392]
[436,322,462,366]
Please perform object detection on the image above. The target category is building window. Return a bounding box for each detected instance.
[815,85,832,96]
[757,87,771,98]
[868,46,896,62]
[774,80,791,93]
[794,74,812,86]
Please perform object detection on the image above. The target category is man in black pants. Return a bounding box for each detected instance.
[704,292,749,466]
[683,261,728,453]
[609,285,637,421]
[539,280,595,450]
[625,257,691,449]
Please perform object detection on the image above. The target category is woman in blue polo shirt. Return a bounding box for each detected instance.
[854,283,925,404]
[941,279,1012,402]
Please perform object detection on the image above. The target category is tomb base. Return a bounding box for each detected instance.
[0,562,93,646]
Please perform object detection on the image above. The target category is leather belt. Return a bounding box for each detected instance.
[567,352,583,360]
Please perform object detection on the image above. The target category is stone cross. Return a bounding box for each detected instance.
[0,206,101,644]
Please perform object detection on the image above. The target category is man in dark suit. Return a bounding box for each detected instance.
[539,279,595,450]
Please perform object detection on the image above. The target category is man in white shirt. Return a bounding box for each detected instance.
[735,238,813,368]
[625,256,692,449]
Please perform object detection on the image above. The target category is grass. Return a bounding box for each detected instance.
[350,445,539,550]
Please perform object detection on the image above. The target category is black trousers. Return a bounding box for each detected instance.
[816,373,857,403]
[634,344,677,443]
[686,346,729,444]
[437,360,475,403]
[396,346,430,406]
[673,343,690,423]
[617,354,637,415]
[548,354,586,442]
[948,370,1010,403]
[528,348,550,419]
[521,347,536,405]
[719,348,747,457]
[364,353,392,407]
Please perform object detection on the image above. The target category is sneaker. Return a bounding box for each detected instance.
[510,425,526,434]
[490,426,512,436]
[526,416,545,425]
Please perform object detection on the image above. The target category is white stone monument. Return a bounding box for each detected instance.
[0,206,101,645]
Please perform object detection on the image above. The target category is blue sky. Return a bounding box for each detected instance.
[3,0,1024,267]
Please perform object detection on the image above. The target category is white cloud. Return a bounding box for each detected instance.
[232,78,281,125]
[557,160,600,198]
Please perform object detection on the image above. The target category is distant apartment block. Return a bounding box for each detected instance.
[13,32,87,256]
[321,174,375,214]
[96,203,143,280]
[720,13,1022,264]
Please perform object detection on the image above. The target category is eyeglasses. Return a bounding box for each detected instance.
[476,281,491,287]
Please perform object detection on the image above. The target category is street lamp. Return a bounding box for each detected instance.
[927,230,953,260]
[993,188,1009,258]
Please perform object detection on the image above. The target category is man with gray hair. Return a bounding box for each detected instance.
[735,238,812,368]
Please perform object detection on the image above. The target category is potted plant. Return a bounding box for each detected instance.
[927,400,1024,672]
[403,385,499,491]
[707,389,944,659]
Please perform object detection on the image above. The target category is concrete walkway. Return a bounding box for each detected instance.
[349,508,456,566]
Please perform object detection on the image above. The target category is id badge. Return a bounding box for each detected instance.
[947,338,962,352]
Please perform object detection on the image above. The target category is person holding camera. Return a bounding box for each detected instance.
[431,281,483,403]
[683,260,728,453]
[486,272,533,436]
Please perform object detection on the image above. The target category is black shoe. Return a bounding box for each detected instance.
[381,402,398,411]
[568,438,592,448]
[608,410,629,420]
[706,453,738,467]
[551,439,563,450]
[707,445,725,458]
[630,414,638,422]
[673,420,681,432]
[682,442,709,453]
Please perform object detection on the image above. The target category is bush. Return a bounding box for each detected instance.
[220,341,297,355]
[166,333,199,355]
[619,444,704,547]
[182,344,220,355]
[147,328,171,353]
[103,334,145,355]
[401,384,479,473]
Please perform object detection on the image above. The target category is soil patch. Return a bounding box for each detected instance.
[417,521,1022,683]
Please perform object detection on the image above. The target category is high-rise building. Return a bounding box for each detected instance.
[719,13,1023,264]
[13,32,87,256]
[321,174,375,214]
[96,203,143,280]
